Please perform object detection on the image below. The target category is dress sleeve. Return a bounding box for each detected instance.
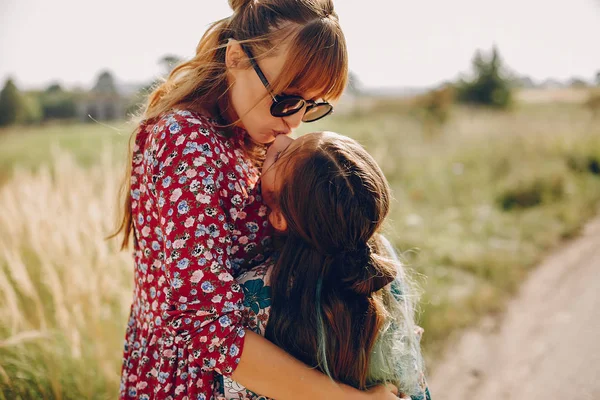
[229,182,273,273]
[152,117,246,377]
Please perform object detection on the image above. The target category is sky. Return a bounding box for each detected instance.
[1,0,599,91]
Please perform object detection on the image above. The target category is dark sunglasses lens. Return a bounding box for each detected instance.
[302,103,333,122]
[271,97,305,117]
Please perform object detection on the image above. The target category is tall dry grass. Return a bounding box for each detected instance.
[0,148,131,399]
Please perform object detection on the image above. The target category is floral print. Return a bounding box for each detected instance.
[119,109,271,399]
[242,278,271,316]
[217,262,273,400]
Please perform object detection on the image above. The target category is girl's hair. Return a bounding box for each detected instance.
[265,132,423,395]
[111,0,348,249]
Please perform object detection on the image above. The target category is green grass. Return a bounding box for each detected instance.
[1,103,600,398]
[0,121,131,185]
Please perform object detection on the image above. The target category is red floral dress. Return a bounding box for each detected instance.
[119,109,271,400]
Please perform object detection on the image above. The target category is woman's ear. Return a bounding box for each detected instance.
[225,39,244,70]
[269,209,288,232]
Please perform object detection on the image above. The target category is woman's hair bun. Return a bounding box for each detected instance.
[229,0,251,12]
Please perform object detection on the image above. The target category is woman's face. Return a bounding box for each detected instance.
[226,41,322,144]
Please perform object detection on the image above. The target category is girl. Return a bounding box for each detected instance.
[114,0,400,399]
[220,132,431,400]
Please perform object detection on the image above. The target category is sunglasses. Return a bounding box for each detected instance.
[240,44,334,123]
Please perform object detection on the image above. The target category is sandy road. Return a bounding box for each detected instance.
[429,216,600,399]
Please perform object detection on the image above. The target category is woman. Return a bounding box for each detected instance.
[114,0,401,399]
[220,132,431,400]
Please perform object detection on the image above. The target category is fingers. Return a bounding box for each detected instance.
[385,383,399,396]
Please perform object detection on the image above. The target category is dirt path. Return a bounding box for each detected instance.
[428,216,600,400]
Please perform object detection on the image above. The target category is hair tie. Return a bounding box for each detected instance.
[334,244,372,269]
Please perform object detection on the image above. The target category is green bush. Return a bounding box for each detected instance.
[585,90,600,118]
[564,133,600,177]
[21,94,44,125]
[0,78,25,127]
[456,46,513,109]
[566,154,600,176]
[415,85,455,137]
[497,170,567,211]
[40,85,77,120]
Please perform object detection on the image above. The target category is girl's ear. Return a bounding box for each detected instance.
[269,209,288,232]
[225,39,244,69]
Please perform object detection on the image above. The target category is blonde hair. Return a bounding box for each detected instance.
[111,0,349,249]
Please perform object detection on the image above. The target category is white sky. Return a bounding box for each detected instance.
[1,0,599,90]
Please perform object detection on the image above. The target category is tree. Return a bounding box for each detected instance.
[45,82,63,94]
[569,77,588,88]
[93,70,118,94]
[346,71,362,96]
[456,46,513,108]
[159,55,183,76]
[595,70,600,86]
[40,82,77,120]
[0,78,24,127]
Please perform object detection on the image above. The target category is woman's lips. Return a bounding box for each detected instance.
[272,129,290,137]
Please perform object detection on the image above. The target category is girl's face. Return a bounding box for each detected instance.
[261,134,295,207]
[260,134,312,230]
[226,41,323,144]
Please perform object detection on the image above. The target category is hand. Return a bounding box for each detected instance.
[365,383,409,399]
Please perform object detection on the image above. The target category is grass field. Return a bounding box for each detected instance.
[1,101,600,399]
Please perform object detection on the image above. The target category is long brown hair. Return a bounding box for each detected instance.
[264,132,399,389]
[110,0,348,249]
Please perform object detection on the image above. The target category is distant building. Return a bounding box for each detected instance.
[539,78,565,89]
[76,71,129,122]
[514,76,536,89]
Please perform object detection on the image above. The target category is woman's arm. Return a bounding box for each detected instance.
[233,330,401,400]
[221,268,401,400]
